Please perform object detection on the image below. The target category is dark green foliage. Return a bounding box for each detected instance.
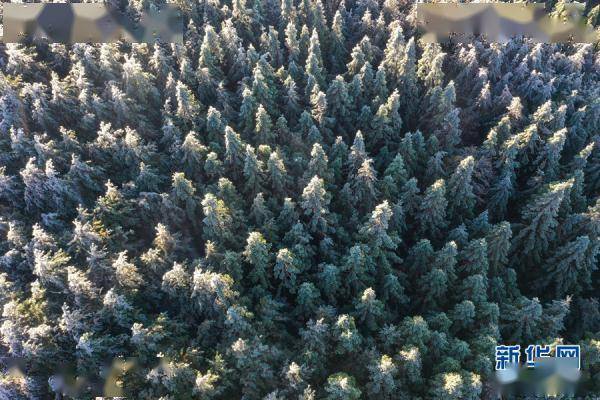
[0,1,598,398]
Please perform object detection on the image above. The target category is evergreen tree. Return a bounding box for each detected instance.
[224,126,246,172]
[306,29,325,89]
[325,373,362,400]
[447,156,476,223]
[274,248,300,293]
[486,222,512,275]
[301,176,330,236]
[383,25,405,84]
[418,179,448,239]
[243,145,264,196]
[359,201,401,273]
[305,143,331,183]
[267,150,288,195]
[244,231,272,290]
[329,11,347,74]
[536,235,595,298]
[346,158,378,212]
[255,104,274,144]
[380,154,408,200]
[201,193,234,245]
[512,179,574,265]
[366,354,398,398]
[355,288,384,331]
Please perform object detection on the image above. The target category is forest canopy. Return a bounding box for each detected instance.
[0,0,599,398]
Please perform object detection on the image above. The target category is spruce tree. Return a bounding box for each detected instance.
[447,156,476,223]
[301,176,330,236]
[512,179,574,265]
[418,179,448,239]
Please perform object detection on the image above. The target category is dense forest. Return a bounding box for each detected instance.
[0,0,599,398]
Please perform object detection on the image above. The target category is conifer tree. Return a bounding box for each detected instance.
[329,11,347,74]
[224,126,246,172]
[355,287,385,331]
[325,373,362,400]
[383,26,405,84]
[447,156,476,223]
[244,231,272,290]
[512,179,574,264]
[301,176,330,235]
[267,150,288,195]
[201,193,233,245]
[486,222,512,275]
[346,158,378,212]
[243,145,264,196]
[306,29,325,89]
[305,143,331,183]
[536,235,595,298]
[366,354,398,398]
[359,201,400,273]
[255,104,274,144]
[175,81,202,127]
[418,43,445,90]
[274,248,300,293]
[418,179,448,239]
[252,57,278,115]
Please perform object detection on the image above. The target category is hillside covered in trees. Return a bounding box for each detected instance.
[0,0,599,398]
